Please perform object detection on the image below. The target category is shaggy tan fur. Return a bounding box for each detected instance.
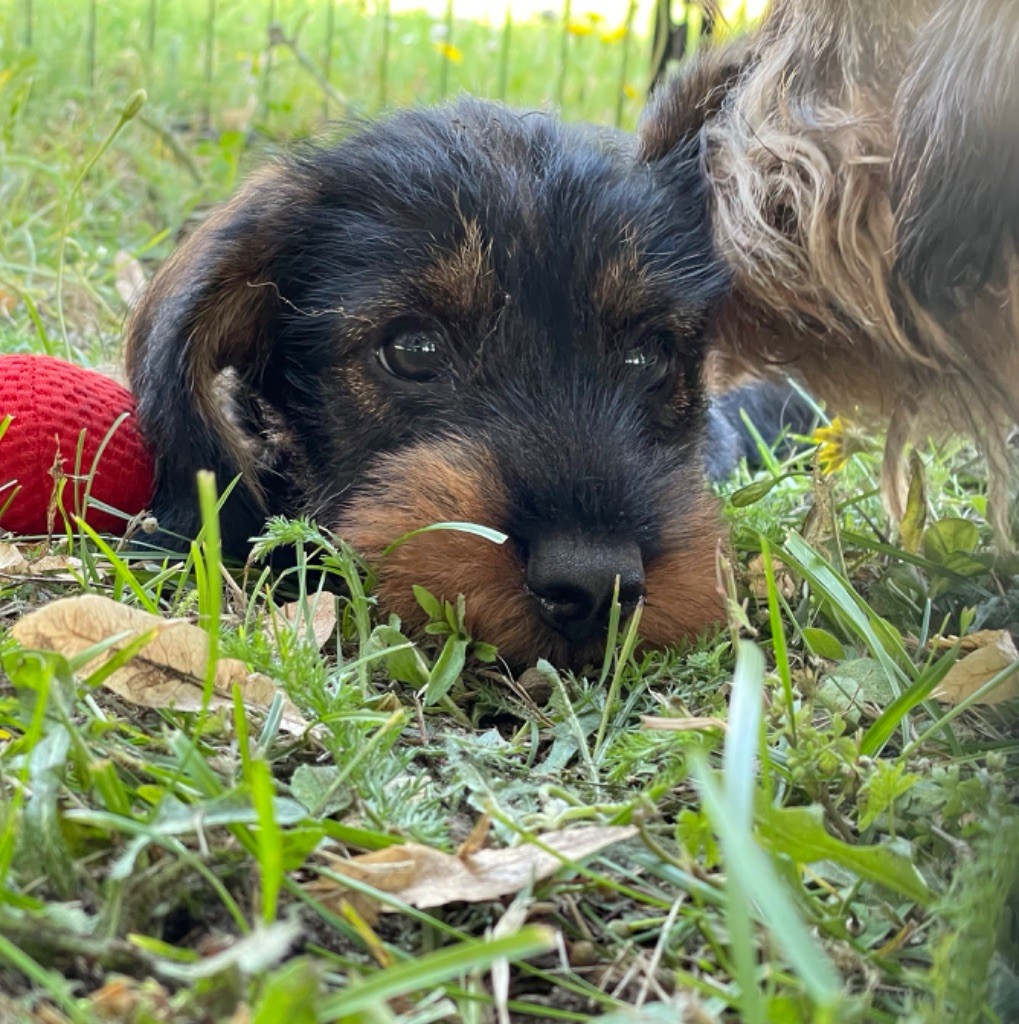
[640,0,1019,533]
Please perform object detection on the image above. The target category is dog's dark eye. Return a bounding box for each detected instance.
[377,328,446,382]
[624,341,672,393]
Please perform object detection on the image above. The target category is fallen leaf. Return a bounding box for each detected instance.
[0,544,82,579]
[457,813,492,857]
[29,554,82,576]
[114,250,147,308]
[932,630,1019,705]
[311,825,637,910]
[929,628,1011,653]
[280,597,336,650]
[0,542,29,574]
[746,553,794,602]
[0,287,16,316]
[11,595,310,734]
[89,975,172,1020]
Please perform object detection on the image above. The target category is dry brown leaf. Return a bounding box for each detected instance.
[933,630,1019,705]
[11,594,310,733]
[89,975,172,1021]
[929,628,1011,653]
[0,542,29,574]
[0,287,16,316]
[29,554,82,575]
[457,813,492,857]
[280,597,336,650]
[312,825,637,910]
[114,250,147,308]
[746,554,794,602]
[0,544,83,579]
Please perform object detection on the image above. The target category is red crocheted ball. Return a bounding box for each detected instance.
[0,355,154,536]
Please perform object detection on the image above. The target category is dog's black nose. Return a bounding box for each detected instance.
[525,534,645,643]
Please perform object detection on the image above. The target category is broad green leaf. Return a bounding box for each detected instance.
[922,517,979,563]
[253,958,320,1024]
[370,624,429,687]
[816,657,896,726]
[412,585,444,621]
[472,641,498,663]
[424,635,469,705]
[801,627,846,661]
[279,826,326,871]
[939,550,989,578]
[290,765,348,817]
[755,804,932,904]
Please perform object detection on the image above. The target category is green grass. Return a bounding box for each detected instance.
[1,3,1018,1023]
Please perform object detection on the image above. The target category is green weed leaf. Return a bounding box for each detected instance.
[424,634,469,705]
[755,804,932,904]
[801,626,846,661]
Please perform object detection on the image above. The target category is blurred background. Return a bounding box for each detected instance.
[0,0,760,361]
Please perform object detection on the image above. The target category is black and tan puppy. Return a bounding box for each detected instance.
[127,101,734,667]
[640,0,1019,530]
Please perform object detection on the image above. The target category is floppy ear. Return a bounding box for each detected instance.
[892,0,1019,314]
[126,166,300,554]
[637,38,750,163]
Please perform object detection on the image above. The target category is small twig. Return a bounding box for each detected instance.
[268,21,351,112]
[819,789,857,844]
[136,114,203,185]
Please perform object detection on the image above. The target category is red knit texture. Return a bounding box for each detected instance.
[0,355,154,536]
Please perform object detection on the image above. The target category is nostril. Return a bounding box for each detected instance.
[616,577,647,615]
[523,532,645,643]
[595,573,646,623]
[533,584,595,621]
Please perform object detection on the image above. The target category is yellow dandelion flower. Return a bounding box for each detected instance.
[601,24,629,43]
[566,20,595,36]
[435,41,463,64]
[622,83,637,99]
[812,416,874,474]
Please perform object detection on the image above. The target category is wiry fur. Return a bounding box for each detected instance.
[639,0,1019,530]
[127,100,732,667]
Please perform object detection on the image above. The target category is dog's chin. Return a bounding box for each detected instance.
[332,437,726,673]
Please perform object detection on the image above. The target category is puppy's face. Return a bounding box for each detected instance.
[128,102,730,667]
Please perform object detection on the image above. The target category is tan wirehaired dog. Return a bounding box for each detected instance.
[639,0,1019,533]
